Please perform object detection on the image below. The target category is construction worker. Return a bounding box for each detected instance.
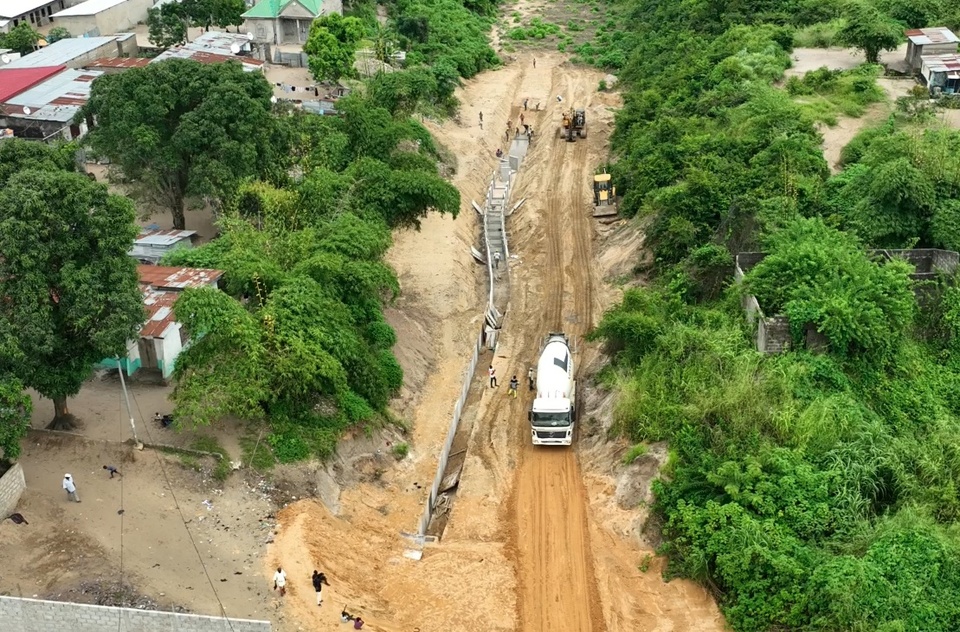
[523,98,528,110]
[528,367,535,391]
[489,365,498,388]
[509,376,519,398]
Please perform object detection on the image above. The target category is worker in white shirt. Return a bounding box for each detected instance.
[273,567,287,596]
[62,474,80,503]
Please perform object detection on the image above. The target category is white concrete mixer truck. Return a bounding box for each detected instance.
[528,332,576,446]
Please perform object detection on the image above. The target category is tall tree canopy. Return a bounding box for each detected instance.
[0,23,41,56]
[146,3,188,48]
[836,0,903,63]
[304,14,366,81]
[0,375,31,463]
[80,59,283,229]
[0,170,144,429]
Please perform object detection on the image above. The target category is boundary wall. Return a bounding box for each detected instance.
[414,134,531,538]
[0,463,25,520]
[0,596,271,632]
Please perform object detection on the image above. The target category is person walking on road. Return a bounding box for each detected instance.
[489,365,498,388]
[103,465,121,479]
[62,474,80,503]
[312,570,330,606]
[528,367,535,391]
[273,567,287,596]
[509,375,519,398]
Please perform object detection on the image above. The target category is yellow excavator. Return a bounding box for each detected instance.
[592,171,617,217]
[558,108,586,142]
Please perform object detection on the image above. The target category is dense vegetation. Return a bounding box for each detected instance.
[592,0,960,629]
[0,0,495,463]
[163,97,458,460]
[0,141,145,433]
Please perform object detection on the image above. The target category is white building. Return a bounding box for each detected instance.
[51,0,154,37]
[1,0,84,32]
[103,265,225,381]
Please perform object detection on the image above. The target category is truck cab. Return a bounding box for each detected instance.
[529,333,576,446]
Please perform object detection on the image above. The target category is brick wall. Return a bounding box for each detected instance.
[0,463,25,519]
[0,596,271,632]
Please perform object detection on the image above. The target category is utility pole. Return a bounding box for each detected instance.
[116,358,144,450]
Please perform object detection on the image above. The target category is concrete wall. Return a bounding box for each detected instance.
[735,249,960,354]
[0,596,271,632]
[245,18,277,44]
[158,324,183,380]
[0,463,26,520]
[53,0,152,36]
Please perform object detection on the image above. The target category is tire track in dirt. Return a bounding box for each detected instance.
[507,59,607,632]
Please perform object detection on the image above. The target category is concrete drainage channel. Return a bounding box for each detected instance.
[404,135,530,555]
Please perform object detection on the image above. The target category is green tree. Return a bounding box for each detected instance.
[0,170,144,429]
[212,0,246,30]
[46,26,73,43]
[0,138,76,184]
[745,217,915,358]
[146,4,189,48]
[0,375,31,462]
[836,0,902,63]
[80,59,282,230]
[182,0,215,29]
[169,217,401,438]
[304,14,365,81]
[0,22,41,55]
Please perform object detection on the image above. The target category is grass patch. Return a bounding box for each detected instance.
[240,432,277,471]
[793,19,846,48]
[507,17,563,41]
[622,443,648,464]
[392,442,409,460]
[190,435,232,482]
[788,64,886,125]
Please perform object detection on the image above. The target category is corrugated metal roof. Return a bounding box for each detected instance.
[906,27,960,46]
[151,48,263,71]
[3,36,129,68]
[53,0,131,16]
[150,31,263,71]
[0,66,65,102]
[0,0,58,18]
[137,264,224,290]
[2,68,103,122]
[136,229,198,246]
[922,53,960,73]
[141,288,179,338]
[84,57,150,69]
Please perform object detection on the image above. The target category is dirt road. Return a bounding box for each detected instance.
[267,47,723,632]
[506,64,606,632]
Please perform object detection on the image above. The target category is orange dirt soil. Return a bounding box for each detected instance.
[268,48,725,632]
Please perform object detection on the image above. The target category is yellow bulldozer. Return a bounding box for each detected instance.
[558,108,586,142]
[592,172,617,218]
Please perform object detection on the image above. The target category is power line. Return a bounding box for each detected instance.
[117,387,125,632]
[128,384,237,632]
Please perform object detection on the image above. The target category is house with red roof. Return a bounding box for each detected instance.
[99,265,225,381]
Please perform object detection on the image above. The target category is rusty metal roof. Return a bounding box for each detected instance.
[84,57,150,69]
[922,53,960,74]
[137,265,223,291]
[141,288,179,338]
[906,27,960,46]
